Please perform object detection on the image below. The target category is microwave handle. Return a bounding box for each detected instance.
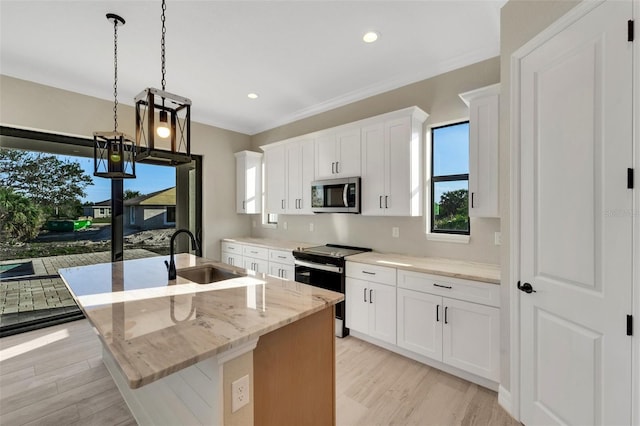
[343,184,349,207]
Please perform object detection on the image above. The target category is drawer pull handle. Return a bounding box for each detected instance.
[436,305,440,322]
[444,306,449,324]
[278,256,287,259]
[362,271,376,275]
[433,283,452,289]
[369,289,373,304]
[363,288,367,302]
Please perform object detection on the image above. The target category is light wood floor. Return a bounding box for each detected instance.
[0,320,519,426]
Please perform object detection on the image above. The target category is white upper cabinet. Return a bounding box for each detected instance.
[361,107,428,216]
[286,137,315,214]
[315,126,361,179]
[459,84,500,218]
[263,144,286,214]
[234,151,262,214]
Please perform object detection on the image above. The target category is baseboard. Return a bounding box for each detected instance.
[498,385,513,417]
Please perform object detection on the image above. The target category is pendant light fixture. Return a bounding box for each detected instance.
[94,13,136,179]
[135,0,192,165]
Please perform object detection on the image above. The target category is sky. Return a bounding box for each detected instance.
[432,122,469,202]
[59,155,176,203]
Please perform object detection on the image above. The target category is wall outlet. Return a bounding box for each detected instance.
[231,374,250,413]
[309,222,314,232]
[283,221,288,230]
[252,220,256,228]
[392,227,400,238]
[494,232,502,246]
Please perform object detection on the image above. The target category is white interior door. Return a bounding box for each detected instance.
[519,2,633,425]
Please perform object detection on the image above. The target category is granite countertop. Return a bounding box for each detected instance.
[59,254,343,389]
[222,237,315,251]
[346,252,500,284]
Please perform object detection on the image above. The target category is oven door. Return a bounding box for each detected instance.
[294,260,347,337]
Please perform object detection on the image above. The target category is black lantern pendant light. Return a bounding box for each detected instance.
[94,13,136,179]
[135,0,192,165]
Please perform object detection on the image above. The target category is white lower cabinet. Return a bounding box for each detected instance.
[345,262,397,345]
[221,241,295,278]
[396,270,500,382]
[441,297,499,381]
[268,249,295,280]
[397,288,442,360]
[221,241,243,267]
[346,278,396,345]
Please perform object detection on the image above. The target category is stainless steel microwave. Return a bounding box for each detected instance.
[311,177,360,213]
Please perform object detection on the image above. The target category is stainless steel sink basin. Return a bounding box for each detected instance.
[177,265,245,284]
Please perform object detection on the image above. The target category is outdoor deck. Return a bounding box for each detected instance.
[0,250,159,336]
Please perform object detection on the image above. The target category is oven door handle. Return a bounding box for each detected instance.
[294,259,343,274]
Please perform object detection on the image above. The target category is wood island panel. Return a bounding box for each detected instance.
[254,306,336,426]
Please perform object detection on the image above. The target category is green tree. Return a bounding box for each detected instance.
[0,149,93,217]
[438,189,468,218]
[0,187,44,242]
[124,189,142,200]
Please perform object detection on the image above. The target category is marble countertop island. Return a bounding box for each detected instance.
[59,254,344,389]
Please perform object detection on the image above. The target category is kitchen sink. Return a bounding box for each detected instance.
[177,265,245,284]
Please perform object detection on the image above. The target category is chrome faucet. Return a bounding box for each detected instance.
[165,229,200,280]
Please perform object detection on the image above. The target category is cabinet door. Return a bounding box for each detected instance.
[286,142,302,213]
[264,145,287,214]
[335,127,361,177]
[235,152,262,214]
[286,138,315,214]
[397,288,442,361]
[223,253,243,268]
[268,262,294,280]
[315,133,337,179]
[442,298,500,381]
[360,122,386,216]
[298,138,315,214]
[345,278,369,334]
[368,282,396,345]
[385,116,415,216]
[243,257,268,273]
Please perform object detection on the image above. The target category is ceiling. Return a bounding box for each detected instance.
[0,1,505,135]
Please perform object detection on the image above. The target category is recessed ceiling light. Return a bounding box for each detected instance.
[363,31,379,43]
[247,93,259,99]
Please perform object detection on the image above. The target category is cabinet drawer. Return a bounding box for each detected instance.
[242,245,269,260]
[346,262,396,285]
[397,270,500,308]
[269,249,294,265]
[221,241,242,254]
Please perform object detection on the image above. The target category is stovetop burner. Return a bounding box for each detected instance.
[294,244,372,259]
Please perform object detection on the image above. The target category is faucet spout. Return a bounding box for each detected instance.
[167,229,200,280]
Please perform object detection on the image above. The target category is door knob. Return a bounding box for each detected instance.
[517,281,536,294]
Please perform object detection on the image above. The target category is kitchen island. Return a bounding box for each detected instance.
[59,253,343,426]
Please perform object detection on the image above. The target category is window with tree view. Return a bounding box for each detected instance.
[431,122,470,234]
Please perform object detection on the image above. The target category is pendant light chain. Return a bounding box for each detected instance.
[113,17,119,132]
[161,0,166,91]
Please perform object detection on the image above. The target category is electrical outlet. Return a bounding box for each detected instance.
[283,221,288,230]
[252,220,256,228]
[494,232,502,246]
[309,222,314,232]
[392,227,400,238]
[231,374,250,413]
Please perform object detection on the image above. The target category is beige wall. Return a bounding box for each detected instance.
[250,58,502,264]
[0,75,252,260]
[499,0,580,393]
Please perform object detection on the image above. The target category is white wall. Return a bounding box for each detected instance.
[250,58,501,264]
[0,75,253,260]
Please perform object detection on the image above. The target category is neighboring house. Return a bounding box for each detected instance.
[82,199,111,218]
[125,187,176,230]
